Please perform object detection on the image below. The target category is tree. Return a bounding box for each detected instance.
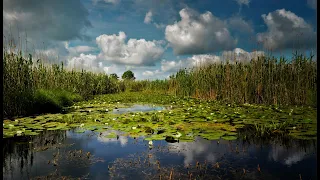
[122,70,135,80]
[110,73,119,80]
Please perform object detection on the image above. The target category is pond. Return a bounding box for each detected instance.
[112,104,165,114]
[2,92,317,179]
[3,129,317,180]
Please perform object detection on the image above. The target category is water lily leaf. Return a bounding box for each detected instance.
[24,131,39,136]
[105,132,117,138]
[221,136,237,140]
[75,129,86,133]
[144,134,166,141]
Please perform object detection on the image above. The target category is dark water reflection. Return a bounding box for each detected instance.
[3,129,317,180]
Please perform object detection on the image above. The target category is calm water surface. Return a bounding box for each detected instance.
[112,104,165,114]
[3,129,317,180]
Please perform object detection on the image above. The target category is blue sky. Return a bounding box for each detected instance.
[3,0,317,79]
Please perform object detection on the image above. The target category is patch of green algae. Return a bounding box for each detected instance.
[3,92,317,141]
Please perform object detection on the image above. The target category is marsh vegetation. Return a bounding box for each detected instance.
[3,46,317,179]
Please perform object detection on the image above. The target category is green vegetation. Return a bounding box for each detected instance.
[122,70,135,80]
[3,92,316,141]
[144,53,317,107]
[3,43,317,143]
[3,51,120,117]
[110,73,119,80]
[32,89,82,114]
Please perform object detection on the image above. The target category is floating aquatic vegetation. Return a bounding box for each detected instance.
[221,136,237,141]
[2,92,317,141]
[104,132,117,138]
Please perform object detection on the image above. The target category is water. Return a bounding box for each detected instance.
[112,104,165,114]
[3,130,317,180]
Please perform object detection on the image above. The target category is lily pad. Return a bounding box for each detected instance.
[221,136,237,140]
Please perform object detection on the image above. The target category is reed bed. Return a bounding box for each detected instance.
[143,54,317,106]
[3,51,120,117]
[3,37,316,118]
[127,79,170,93]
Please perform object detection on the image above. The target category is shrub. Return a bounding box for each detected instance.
[32,89,82,114]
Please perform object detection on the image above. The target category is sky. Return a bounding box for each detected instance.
[3,0,317,80]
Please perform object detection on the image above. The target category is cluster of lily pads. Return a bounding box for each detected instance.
[3,92,317,141]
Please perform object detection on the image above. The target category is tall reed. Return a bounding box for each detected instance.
[144,54,317,106]
[3,51,120,117]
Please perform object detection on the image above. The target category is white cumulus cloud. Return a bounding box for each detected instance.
[96,31,165,66]
[257,9,316,51]
[142,70,162,77]
[104,0,120,4]
[144,10,153,24]
[161,60,184,72]
[160,55,220,73]
[222,48,264,63]
[65,42,96,55]
[92,0,120,5]
[154,23,166,29]
[235,0,250,6]
[165,8,237,55]
[142,70,154,76]
[67,53,103,72]
[189,54,221,66]
[160,48,264,73]
[227,16,254,34]
[144,10,167,29]
[3,0,91,43]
